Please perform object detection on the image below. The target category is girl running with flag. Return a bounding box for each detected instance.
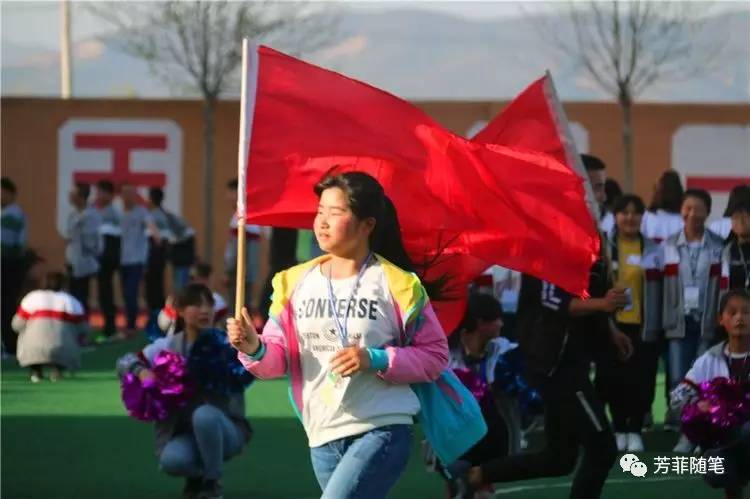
[228,171,450,499]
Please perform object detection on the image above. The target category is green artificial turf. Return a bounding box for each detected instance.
[1,338,718,498]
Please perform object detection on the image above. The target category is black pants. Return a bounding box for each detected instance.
[480,380,617,499]
[97,260,118,337]
[596,323,660,433]
[1,256,25,353]
[145,240,166,312]
[68,271,93,315]
[466,395,511,464]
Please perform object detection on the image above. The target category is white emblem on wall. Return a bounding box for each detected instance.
[672,124,750,222]
[57,119,183,236]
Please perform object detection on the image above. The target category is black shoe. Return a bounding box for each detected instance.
[182,477,202,499]
[197,479,223,499]
[446,460,475,499]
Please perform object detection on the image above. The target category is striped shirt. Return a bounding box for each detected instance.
[15,289,86,324]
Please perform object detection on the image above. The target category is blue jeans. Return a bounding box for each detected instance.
[159,404,243,480]
[120,264,144,330]
[172,265,191,292]
[310,424,413,499]
[668,316,711,391]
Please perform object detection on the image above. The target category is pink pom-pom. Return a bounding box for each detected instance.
[681,377,749,448]
[121,351,193,422]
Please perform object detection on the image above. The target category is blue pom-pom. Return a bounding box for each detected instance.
[188,329,255,396]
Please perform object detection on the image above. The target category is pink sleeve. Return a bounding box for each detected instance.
[237,317,289,379]
[380,303,449,384]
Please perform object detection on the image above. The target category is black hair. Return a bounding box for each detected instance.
[460,292,503,333]
[227,178,238,190]
[683,188,712,215]
[173,283,215,332]
[314,170,447,299]
[148,187,164,207]
[720,289,750,315]
[612,194,646,215]
[581,154,606,172]
[715,290,750,341]
[191,262,212,280]
[604,179,622,211]
[45,271,66,292]
[725,184,750,217]
[96,179,115,194]
[649,170,684,213]
[175,283,215,309]
[1,177,17,194]
[75,183,91,201]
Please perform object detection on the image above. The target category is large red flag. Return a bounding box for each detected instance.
[471,71,600,222]
[241,45,599,333]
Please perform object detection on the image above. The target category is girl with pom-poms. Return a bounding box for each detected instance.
[117,283,253,499]
[671,290,750,499]
[441,292,540,499]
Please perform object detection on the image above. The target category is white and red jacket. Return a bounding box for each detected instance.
[14,290,86,325]
[12,290,87,370]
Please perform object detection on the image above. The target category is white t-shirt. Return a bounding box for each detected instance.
[292,260,419,447]
[599,211,615,237]
[641,210,684,242]
[709,217,732,240]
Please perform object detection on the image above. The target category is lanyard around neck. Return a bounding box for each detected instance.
[326,253,372,347]
[724,346,750,381]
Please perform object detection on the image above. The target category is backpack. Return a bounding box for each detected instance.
[403,317,487,466]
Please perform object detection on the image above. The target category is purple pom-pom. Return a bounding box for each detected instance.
[453,367,490,402]
[681,377,749,448]
[121,351,193,422]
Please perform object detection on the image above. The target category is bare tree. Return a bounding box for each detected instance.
[535,1,722,191]
[88,1,337,260]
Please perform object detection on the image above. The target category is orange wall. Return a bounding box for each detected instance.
[2,97,749,275]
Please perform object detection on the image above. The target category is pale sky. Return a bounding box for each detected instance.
[1,1,560,50]
[3,0,742,51]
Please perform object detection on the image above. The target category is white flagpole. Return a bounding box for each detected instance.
[235,39,259,319]
[60,0,72,98]
[543,70,601,224]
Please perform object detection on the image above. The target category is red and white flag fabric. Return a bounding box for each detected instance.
[238,44,599,333]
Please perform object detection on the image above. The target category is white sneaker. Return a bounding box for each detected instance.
[30,374,42,383]
[627,433,645,452]
[615,432,628,452]
[673,434,696,454]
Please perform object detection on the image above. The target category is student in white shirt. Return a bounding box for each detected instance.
[119,183,160,337]
[642,170,685,242]
[670,290,750,499]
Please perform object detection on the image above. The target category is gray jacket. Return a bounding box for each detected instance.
[66,207,101,278]
[662,230,725,340]
[607,233,664,342]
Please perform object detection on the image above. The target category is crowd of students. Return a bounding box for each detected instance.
[0,176,269,347]
[2,159,748,499]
